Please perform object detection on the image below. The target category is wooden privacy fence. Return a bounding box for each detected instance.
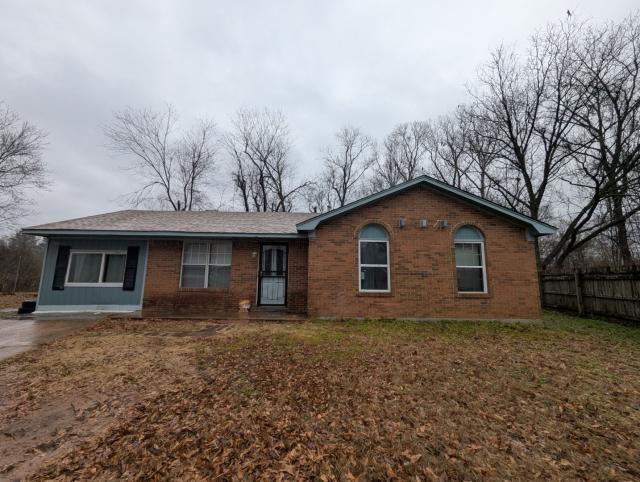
[541,268,640,321]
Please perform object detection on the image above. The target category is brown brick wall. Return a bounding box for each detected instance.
[307,185,541,320]
[141,186,541,320]
[286,239,308,313]
[142,239,308,317]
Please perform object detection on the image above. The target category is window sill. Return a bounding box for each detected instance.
[356,291,393,298]
[456,292,491,299]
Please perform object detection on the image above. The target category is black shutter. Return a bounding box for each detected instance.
[52,246,71,290]
[122,246,139,291]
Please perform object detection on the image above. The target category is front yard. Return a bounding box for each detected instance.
[1,313,639,480]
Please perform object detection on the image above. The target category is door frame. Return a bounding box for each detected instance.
[258,243,288,306]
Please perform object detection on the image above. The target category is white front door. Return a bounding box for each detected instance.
[259,245,287,305]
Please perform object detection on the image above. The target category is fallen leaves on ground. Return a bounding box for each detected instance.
[1,314,639,480]
[0,292,36,310]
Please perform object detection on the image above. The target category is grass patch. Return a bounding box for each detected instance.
[540,310,640,341]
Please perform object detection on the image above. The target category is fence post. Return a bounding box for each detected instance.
[574,270,585,316]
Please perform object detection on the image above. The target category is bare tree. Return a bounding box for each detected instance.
[105,105,218,211]
[369,155,403,193]
[468,22,583,270]
[176,121,219,210]
[425,112,472,189]
[629,212,640,259]
[543,15,640,267]
[371,121,429,190]
[0,102,47,226]
[321,126,376,208]
[470,22,583,222]
[0,231,44,293]
[225,108,309,212]
[302,182,332,214]
[457,105,500,199]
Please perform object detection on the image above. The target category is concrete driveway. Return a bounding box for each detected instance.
[0,315,101,361]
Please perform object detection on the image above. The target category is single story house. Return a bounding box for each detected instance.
[23,176,555,320]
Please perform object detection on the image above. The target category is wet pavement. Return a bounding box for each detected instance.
[0,315,102,361]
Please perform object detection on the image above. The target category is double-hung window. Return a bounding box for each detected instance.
[358,224,390,292]
[454,226,487,293]
[65,251,127,287]
[181,240,232,288]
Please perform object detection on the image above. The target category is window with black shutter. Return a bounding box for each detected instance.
[122,246,139,291]
[52,246,71,290]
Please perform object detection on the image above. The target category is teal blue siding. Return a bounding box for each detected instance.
[37,238,148,310]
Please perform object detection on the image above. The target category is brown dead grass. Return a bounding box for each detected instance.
[0,292,36,310]
[1,313,639,480]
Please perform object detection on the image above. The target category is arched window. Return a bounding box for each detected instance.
[454,226,487,293]
[359,224,390,292]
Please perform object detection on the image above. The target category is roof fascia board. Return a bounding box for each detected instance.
[295,180,419,231]
[21,229,307,239]
[419,182,555,235]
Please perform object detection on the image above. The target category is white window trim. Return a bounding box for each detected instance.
[358,238,391,293]
[179,240,232,289]
[454,240,488,294]
[64,250,127,288]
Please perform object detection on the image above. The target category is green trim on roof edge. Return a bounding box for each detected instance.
[295,175,556,236]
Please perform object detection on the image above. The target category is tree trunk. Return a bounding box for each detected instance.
[612,195,632,265]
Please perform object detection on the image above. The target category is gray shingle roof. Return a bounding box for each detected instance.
[23,210,315,237]
[23,176,557,238]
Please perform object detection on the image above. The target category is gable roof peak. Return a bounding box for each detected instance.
[296,175,556,236]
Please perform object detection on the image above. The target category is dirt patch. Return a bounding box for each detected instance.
[0,392,136,480]
[0,318,228,479]
[171,324,230,337]
[0,292,36,310]
[1,314,639,480]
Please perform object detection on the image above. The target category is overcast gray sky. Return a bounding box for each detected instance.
[1,0,636,229]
